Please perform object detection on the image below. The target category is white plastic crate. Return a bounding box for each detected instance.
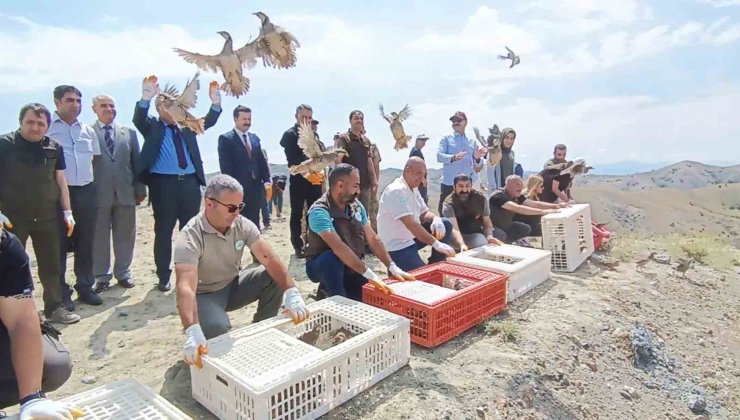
[7,378,191,419]
[541,203,594,272]
[190,295,410,420]
[449,244,551,302]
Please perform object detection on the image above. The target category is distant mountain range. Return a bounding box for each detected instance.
[574,161,740,190]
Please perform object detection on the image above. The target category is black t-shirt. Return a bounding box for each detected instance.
[280,125,308,167]
[489,188,526,229]
[539,168,572,203]
[0,230,34,298]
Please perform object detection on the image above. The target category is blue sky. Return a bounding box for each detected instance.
[1,0,739,173]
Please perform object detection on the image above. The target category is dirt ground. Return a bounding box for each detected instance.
[15,203,740,419]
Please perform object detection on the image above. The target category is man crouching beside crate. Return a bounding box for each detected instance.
[173,175,309,368]
[0,219,83,418]
[305,164,416,302]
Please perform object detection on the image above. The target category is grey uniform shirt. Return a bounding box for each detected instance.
[174,212,261,293]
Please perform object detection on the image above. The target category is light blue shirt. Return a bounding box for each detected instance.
[48,113,101,186]
[436,132,483,186]
[308,201,369,234]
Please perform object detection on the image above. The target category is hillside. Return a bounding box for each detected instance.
[574,161,740,190]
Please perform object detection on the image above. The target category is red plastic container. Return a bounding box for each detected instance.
[362,262,508,348]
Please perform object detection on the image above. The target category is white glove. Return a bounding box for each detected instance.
[183,324,208,369]
[20,397,84,420]
[432,240,456,257]
[63,210,75,237]
[430,216,446,240]
[388,262,415,281]
[0,211,12,229]
[141,75,160,101]
[282,286,309,323]
[209,81,222,105]
[363,267,392,294]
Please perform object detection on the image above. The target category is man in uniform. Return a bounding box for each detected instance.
[442,174,502,251]
[0,103,79,324]
[48,85,103,308]
[377,157,456,271]
[280,104,323,258]
[0,224,81,416]
[334,111,377,214]
[90,94,146,293]
[174,175,309,370]
[305,164,414,301]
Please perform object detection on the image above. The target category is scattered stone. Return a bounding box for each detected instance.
[653,254,671,265]
[584,361,598,372]
[118,311,129,317]
[688,395,706,413]
[476,407,486,418]
[557,293,566,299]
[601,324,610,332]
[81,376,96,385]
[620,386,639,400]
[117,341,126,348]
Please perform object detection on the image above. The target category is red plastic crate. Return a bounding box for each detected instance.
[361,262,508,348]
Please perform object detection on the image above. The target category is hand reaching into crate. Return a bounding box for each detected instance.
[430,216,446,240]
[388,262,416,281]
[282,287,309,324]
[364,267,393,294]
[20,397,85,420]
[183,324,208,369]
[432,240,456,257]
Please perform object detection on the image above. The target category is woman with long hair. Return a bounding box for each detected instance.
[523,175,544,201]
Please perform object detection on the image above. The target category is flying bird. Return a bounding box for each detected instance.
[155,72,208,134]
[173,12,299,97]
[560,159,591,177]
[498,46,521,68]
[379,104,412,150]
[473,124,503,166]
[289,121,348,175]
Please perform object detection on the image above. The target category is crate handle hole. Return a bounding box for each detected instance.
[216,374,229,387]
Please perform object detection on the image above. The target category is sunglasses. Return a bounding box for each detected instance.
[451,118,463,123]
[207,197,245,213]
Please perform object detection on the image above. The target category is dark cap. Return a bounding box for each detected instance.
[449,111,467,121]
[311,119,319,124]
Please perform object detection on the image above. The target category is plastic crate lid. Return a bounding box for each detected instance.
[388,281,458,305]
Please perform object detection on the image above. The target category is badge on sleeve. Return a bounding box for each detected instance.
[354,211,362,222]
[235,240,245,251]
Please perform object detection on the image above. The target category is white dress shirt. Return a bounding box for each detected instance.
[48,112,101,186]
[377,176,428,252]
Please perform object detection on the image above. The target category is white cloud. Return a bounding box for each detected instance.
[702,0,740,7]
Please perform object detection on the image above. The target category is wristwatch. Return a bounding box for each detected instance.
[20,390,45,405]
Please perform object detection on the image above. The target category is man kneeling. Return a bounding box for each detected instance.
[174,175,308,368]
[0,224,81,418]
[442,174,503,251]
[377,157,456,271]
[306,164,415,301]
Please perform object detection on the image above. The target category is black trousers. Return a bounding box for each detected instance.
[60,183,97,295]
[492,222,532,244]
[438,183,454,214]
[288,175,322,251]
[149,174,201,284]
[513,214,543,237]
[8,218,62,316]
[239,182,264,231]
[0,324,72,408]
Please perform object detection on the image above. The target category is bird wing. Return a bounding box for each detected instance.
[472,127,487,148]
[173,48,222,73]
[235,38,261,68]
[397,104,411,122]
[176,72,201,110]
[379,103,392,123]
[505,46,514,54]
[297,121,323,159]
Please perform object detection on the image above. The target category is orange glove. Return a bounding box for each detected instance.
[306,172,324,185]
[265,184,273,201]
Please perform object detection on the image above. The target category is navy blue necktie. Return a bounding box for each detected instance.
[104,125,114,155]
[169,125,187,169]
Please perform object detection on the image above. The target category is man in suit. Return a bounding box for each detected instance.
[90,95,146,293]
[217,106,271,230]
[133,75,222,292]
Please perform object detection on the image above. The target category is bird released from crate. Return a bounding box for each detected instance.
[498,46,521,68]
[155,72,207,134]
[675,258,693,278]
[298,324,321,345]
[560,159,591,177]
[289,121,348,175]
[332,327,355,345]
[379,104,412,150]
[173,12,299,98]
[473,125,503,166]
[635,252,656,272]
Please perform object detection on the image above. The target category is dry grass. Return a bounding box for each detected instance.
[481,319,520,342]
[610,232,740,270]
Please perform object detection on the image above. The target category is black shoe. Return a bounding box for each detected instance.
[295,248,307,259]
[158,281,172,292]
[77,290,103,306]
[93,282,111,294]
[118,278,135,288]
[308,284,328,301]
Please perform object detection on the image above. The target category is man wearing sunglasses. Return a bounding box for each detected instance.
[436,111,485,214]
[174,175,308,366]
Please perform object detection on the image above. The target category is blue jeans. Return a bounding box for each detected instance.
[272,191,284,215]
[306,250,367,301]
[388,218,453,272]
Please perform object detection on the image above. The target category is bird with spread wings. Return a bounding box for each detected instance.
[173,12,299,98]
[379,104,412,150]
[289,121,348,175]
[473,124,503,166]
[498,46,521,69]
[155,72,212,135]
